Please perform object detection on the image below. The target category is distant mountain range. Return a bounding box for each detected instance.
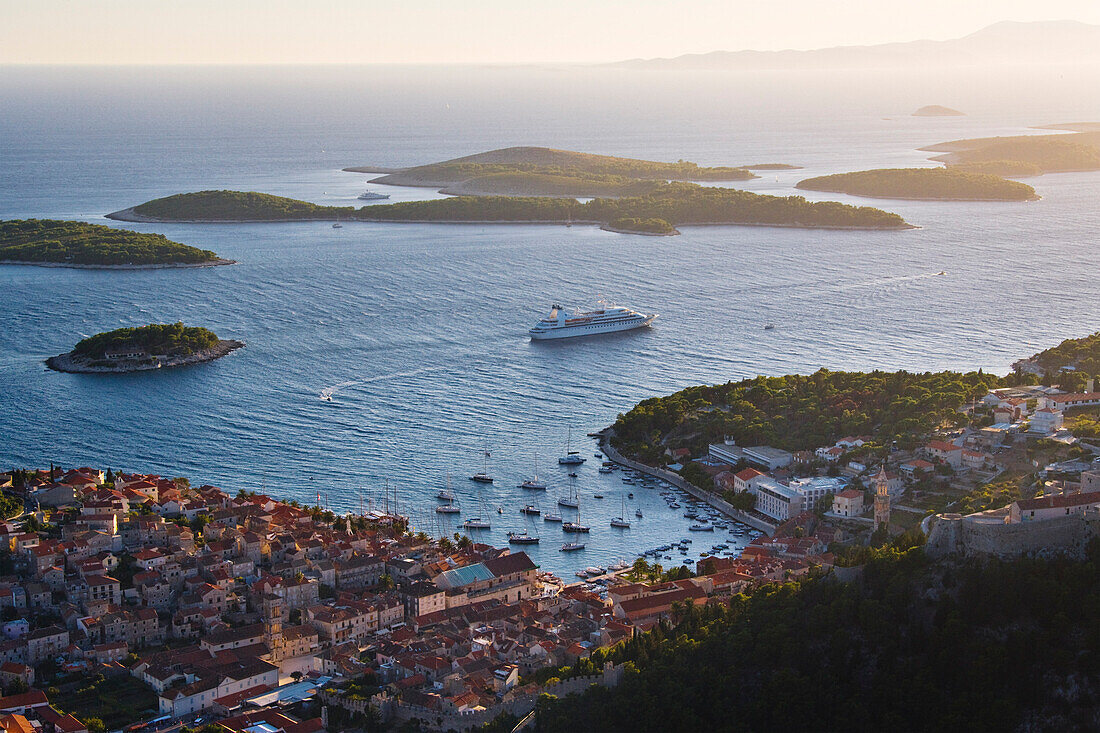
[613,21,1100,70]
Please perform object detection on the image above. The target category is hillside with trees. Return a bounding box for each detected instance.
[117,191,352,221]
[351,146,759,188]
[795,168,1038,201]
[1023,331,1100,376]
[611,368,1001,463]
[0,219,222,266]
[533,546,1100,732]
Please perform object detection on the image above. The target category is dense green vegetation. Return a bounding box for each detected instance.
[360,184,909,229]
[796,167,1037,201]
[442,170,665,197]
[51,673,156,731]
[123,185,910,229]
[535,546,1100,732]
[72,323,220,358]
[0,219,220,266]
[126,190,351,221]
[612,368,1001,463]
[366,147,758,186]
[604,217,677,234]
[1025,331,1100,376]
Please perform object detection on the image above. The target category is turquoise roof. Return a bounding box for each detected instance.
[437,562,493,589]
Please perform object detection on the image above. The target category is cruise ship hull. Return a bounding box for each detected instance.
[529,315,656,340]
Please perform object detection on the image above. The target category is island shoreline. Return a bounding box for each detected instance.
[46,339,244,374]
[1,257,236,270]
[107,209,915,231]
[793,185,1041,202]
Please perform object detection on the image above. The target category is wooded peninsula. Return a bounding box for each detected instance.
[111,185,911,231]
[922,125,1100,176]
[47,323,243,374]
[0,219,229,268]
[795,168,1039,201]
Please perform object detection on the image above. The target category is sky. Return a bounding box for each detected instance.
[2,0,1100,65]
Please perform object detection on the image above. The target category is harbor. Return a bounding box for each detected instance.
[395,431,772,581]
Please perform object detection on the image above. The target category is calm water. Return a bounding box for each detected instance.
[3,65,1100,576]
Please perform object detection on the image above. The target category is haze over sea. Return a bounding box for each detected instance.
[3,64,1100,576]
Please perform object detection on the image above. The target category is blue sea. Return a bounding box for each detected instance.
[3,64,1100,576]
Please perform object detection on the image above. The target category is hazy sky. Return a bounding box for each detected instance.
[3,0,1100,65]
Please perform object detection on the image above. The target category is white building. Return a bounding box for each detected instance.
[709,443,792,471]
[787,476,847,510]
[752,478,802,521]
[1029,407,1064,435]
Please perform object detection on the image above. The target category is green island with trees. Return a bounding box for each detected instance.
[0,219,228,268]
[921,128,1100,175]
[113,184,911,230]
[47,322,243,374]
[795,167,1038,201]
[601,217,679,235]
[113,190,353,222]
[530,543,1100,731]
[344,146,761,191]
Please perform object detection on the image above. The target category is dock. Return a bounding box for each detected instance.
[599,435,776,534]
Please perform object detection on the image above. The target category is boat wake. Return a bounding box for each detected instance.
[833,271,946,292]
[320,380,357,401]
[320,367,438,400]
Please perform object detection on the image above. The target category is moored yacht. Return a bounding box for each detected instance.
[530,301,657,340]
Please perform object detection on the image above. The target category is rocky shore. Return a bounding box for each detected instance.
[2,257,235,270]
[46,339,244,373]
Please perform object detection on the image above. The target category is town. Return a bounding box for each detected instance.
[1,377,1100,732]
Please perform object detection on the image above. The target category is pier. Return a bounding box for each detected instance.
[599,435,776,533]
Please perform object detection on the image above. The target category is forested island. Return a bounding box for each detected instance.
[109,191,353,222]
[113,185,911,231]
[601,217,679,236]
[344,147,763,197]
[795,168,1038,201]
[0,219,229,268]
[922,128,1100,175]
[47,323,243,373]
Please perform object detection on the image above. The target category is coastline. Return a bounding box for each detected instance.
[599,224,680,236]
[793,185,1041,202]
[46,339,244,374]
[1,257,235,270]
[107,211,914,231]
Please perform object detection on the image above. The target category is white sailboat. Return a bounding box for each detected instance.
[462,478,491,529]
[558,475,579,509]
[558,427,585,465]
[470,444,493,483]
[519,457,547,490]
[611,493,631,528]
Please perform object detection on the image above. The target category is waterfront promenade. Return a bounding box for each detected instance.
[599,435,776,533]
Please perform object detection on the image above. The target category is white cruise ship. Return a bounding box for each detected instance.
[528,302,657,340]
